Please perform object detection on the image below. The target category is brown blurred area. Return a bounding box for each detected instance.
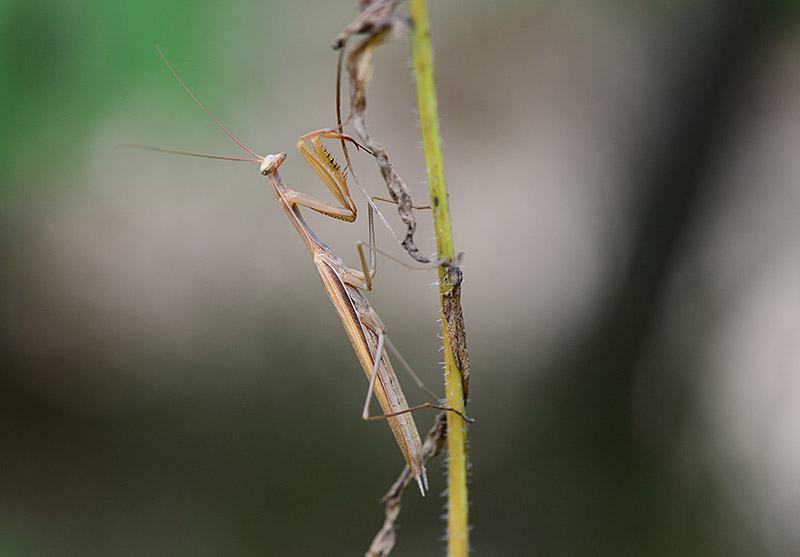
[2,1,800,555]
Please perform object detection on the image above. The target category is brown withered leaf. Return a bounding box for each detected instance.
[331,0,406,51]
[443,267,470,400]
[333,2,437,265]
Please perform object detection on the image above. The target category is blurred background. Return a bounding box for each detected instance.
[2,0,800,554]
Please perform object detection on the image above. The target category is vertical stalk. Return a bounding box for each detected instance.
[409,1,469,555]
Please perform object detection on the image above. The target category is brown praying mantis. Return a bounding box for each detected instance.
[122,48,471,495]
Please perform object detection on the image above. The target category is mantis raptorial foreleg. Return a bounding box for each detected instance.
[293,129,358,222]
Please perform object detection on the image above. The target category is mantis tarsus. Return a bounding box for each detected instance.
[124,48,471,495]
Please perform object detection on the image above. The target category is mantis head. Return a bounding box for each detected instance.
[260,152,287,175]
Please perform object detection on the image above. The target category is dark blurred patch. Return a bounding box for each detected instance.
[472,3,796,556]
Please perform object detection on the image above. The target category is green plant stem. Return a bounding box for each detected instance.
[409,1,469,555]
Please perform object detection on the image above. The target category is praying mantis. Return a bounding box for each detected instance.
[124,48,470,495]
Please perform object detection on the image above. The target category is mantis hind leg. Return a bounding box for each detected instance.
[360,329,473,425]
